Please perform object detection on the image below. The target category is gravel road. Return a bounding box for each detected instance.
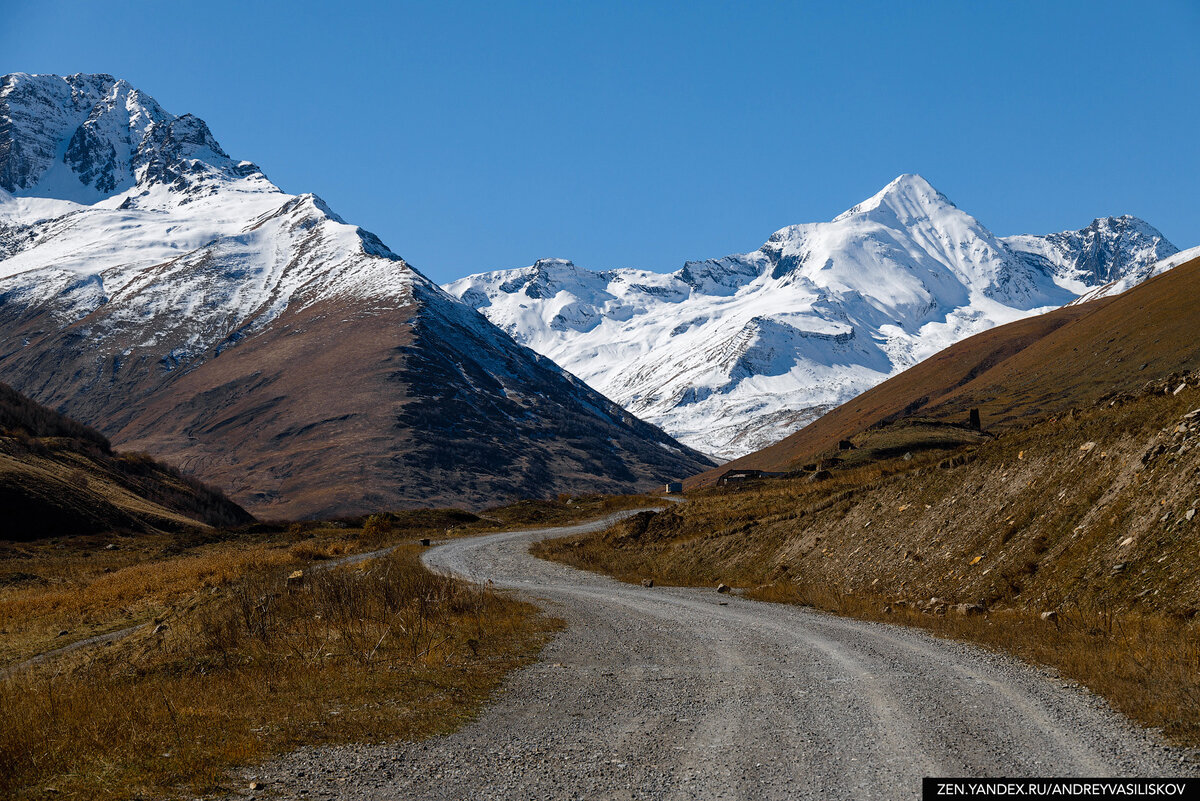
[244,510,1196,800]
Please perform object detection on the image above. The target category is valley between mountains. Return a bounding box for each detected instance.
[3,71,1200,801]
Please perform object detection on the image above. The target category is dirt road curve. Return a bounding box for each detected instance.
[251,510,1196,800]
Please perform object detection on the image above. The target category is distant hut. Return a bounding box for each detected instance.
[716,469,785,486]
[718,469,762,486]
[663,481,683,494]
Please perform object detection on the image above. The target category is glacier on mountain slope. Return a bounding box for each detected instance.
[446,175,1180,460]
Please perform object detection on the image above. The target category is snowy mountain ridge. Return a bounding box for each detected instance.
[446,175,1179,460]
[1,72,258,204]
[0,73,444,367]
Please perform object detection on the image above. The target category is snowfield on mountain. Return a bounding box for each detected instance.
[446,176,1179,459]
[0,73,713,518]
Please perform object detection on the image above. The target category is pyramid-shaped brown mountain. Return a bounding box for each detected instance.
[0,73,712,518]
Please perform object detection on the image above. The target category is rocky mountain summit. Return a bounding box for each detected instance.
[1005,214,1178,290]
[0,73,713,517]
[447,175,1179,459]
[0,72,258,203]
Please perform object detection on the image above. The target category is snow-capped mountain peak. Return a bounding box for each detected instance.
[832,173,952,223]
[447,175,1183,460]
[1002,214,1177,293]
[0,73,713,516]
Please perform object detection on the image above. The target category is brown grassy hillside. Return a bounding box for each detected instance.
[0,285,713,521]
[0,382,251,540]
[547,376,1200,613]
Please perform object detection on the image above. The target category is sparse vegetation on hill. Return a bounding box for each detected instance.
[0,382,111,448]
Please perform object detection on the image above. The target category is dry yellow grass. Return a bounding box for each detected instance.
[0,496,654,669]
[0,514,564,800]
[1,535,306,666]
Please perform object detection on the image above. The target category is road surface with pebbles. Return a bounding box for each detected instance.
[243,509,1196,800]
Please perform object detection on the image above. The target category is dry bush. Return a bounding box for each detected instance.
[190,548,489,665]
[287,540,354,561]
[360,513,395,539]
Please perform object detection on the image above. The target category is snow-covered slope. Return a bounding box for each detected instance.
[447,175,1180,460]
[0,73,713,517]
[0,73,379,337]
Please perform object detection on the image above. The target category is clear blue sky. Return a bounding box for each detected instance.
[4,1,1198,283]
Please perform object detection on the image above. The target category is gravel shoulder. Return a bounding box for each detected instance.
[243,509,1196,800]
